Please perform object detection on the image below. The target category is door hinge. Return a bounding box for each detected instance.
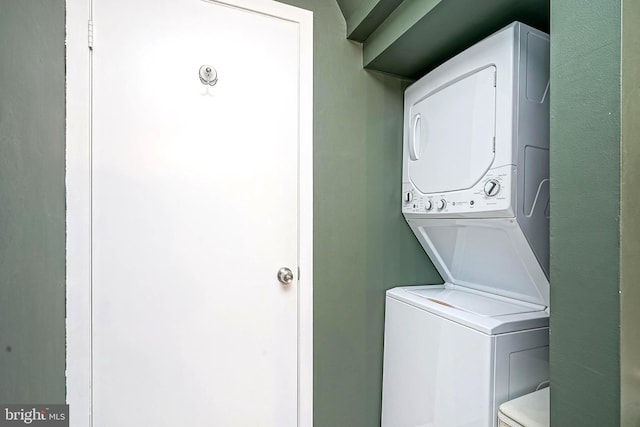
[88,20,94,50]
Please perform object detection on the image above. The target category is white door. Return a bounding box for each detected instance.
[82,0,311,425]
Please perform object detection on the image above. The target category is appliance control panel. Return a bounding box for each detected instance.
[402,165,515,217]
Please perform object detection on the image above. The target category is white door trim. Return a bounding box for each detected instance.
[65,0,313,425]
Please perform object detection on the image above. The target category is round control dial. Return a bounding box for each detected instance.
[424,200,433,211]
[436,199,446,210]
[484,179,501,197]
[404,191,413,204]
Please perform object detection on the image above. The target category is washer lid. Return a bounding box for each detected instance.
[405,287,539,317]
[407,66,496,195]
[386,285,548,335]
[407,217,550,307]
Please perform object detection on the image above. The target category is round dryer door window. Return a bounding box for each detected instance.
[408,66,496,195]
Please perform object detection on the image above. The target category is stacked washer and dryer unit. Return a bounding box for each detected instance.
[382,22,550,427]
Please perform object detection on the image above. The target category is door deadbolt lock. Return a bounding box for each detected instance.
[277,267,294,285]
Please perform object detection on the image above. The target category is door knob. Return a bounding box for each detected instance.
[277,267,294,285]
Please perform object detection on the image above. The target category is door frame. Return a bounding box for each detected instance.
[65,0,313,425]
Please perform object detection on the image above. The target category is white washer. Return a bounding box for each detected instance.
[382,286,549,427]
[382,22,550,427]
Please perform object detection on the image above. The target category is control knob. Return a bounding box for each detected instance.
[436,199,446,210]
[404,191,413,204]
[424,200,433,211]
[484,179,501,197]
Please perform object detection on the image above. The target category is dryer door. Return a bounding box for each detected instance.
[407,66,496,194]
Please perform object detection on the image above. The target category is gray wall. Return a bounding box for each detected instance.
[0,0,66,403]
[275,1,440,426]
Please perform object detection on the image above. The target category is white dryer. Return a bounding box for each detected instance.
[382,22,550,427]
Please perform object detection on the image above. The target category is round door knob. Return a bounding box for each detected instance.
[424,200,433,211]
[436,199,446,210]
[277,267,294,285]
[484,179,501,197]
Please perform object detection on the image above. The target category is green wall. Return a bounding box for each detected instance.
[0,0,438,419]
[0,0,66,403]
[621,0,640,423]
[275,1,440,425]
[549,1,623,425]
[14,1,640,425]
